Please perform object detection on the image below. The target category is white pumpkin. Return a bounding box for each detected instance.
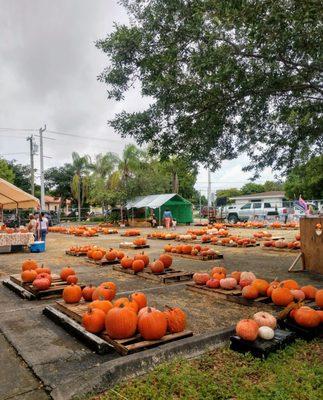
[240,271,256,282]
[258,326,275,340]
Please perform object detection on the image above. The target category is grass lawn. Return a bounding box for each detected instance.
[90,340,323,400]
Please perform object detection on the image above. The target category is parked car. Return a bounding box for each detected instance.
[225,202,282,223]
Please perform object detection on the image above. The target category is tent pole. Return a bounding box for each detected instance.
[159,207,161,226]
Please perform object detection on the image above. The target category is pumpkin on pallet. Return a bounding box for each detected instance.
[133,237,147,246]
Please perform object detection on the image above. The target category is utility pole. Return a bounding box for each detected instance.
[26,136,35,196]
[39,125,46,209]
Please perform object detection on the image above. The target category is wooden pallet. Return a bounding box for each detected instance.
[255,236,285,242]
[186,283,271,307]
[3,274,84,300]
[113,265,194,284]
[168,252,223,260]
[278,317,322,340]
[120,233,141,237]
[119,243,150,249]
[147,236,174,241]
[44,301,193,355]
[74,233,99,237]
[65,250,87,257]
[230,329,296,358]
[218,242,260,248]
[86,258,120,267]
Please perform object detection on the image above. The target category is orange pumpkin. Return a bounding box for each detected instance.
[163,306,186,333]
[82,285,96,301]
[131,292,147,310]
[132,259,145,272]
[212,272,226,281]
[280,279,299,290]
[92,285,115,301]
[62,284,82,303]
[22,259,38,271]
[150,260,165,274]
[138,308,167,340]
[82,308,106,333]
[230,271,241,282]
[294,307,320,328]
[164,244,172,252]
[211,266,227,276]
[193,272,210,285]
[35,266,51,275]
[182,245,192,254]
[315,289,323,308]
[252,279,269,296]
[60,267,76,281]
[242,285,259,299]
[89,299,113,314]
[92,250,103,261]
[121,256,133,269]
[21,269,37,283]
[159,254,173,268]
[236,319,259,341]
[106,249,118,261]
[105,305,138,339]
[117,251,125,260]
[66,275,78,285]
[301,285,317,299]
[99,281,117,296]
[271,287,293,306]
[134,252,149,267]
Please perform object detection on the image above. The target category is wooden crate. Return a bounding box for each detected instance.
[65,250,87,257]
[113,265,194,284]
[44,301,193,355]
[186,283,271,307]
[86,258,120,267]
[3,274,84,300]
[262,247,300,253]
[169,252,223,260]
[119,243,150,250]
[300,217,323,274]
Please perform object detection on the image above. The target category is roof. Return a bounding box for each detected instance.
[126,193,191,209]
[229,191,285,201]
[0,178,40,210]
[45,195,61,204]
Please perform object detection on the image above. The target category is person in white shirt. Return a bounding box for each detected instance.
[36,212,48,241]
[27,214,37,239]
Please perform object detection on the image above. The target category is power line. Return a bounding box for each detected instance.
[0,128,37,132]
[47,129,122,143]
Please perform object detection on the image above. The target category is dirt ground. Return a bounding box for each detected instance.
[0,225,322,399]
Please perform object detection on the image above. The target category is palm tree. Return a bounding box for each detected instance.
[71,152,90,221]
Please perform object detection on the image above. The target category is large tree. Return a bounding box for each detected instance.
[284,155,323,199]
[0,159,15,183]
[97,0,323,176]
[45,163,75,200]
[71,152,90,221]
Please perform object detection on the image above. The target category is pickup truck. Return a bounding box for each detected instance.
[223,202,284,224]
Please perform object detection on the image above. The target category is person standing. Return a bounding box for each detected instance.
[163,209,173,229]
[27,214,37,239]
[37,212,48,241]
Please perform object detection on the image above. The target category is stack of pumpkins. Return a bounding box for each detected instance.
[87,247,125,262]
[68,245,93,254]
[20,259,54,291]
[120,253,173,274]
[164,243,217,258]
[133,237,147,246]
[236,311,278,341]
[123,229,141,237]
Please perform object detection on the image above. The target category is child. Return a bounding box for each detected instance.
[172,218,177,230]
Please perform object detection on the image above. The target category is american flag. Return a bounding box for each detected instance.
[298,196,307,211]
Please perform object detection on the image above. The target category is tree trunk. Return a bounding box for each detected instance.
[172,171,179,193]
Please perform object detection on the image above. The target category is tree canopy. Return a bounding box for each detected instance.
[0,159,15,183]
[97,0,323,176]
[284,155,323,199]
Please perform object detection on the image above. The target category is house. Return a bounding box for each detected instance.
[44,195,61,212]
[229,191,286,208]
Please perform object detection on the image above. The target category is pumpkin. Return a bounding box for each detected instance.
[211,266,227,276]
[294,307,320,328]
[92,285,115,301]
[134,252,149,267]
[290,289,305,302]
[35,266,51,275]
[150,260,165,274]
[230,271,241,282]
[21,269,37,283]
[193,273,210,285]
[121,257,133,269]
[82,285,96,301]
[182,245,192,254]
[163,306,186,333]
[240,271,256,282]
[131,292,147,310]
[212,272,226,281]
[239,279,253,289]
[138,306,157,318]
[117,251,125,260]
[99,281,117,296]
[258,326,275,340]
[33,276,51,291]
[113,297,129,307]
[36,272,52,283]
[315,289,323,308]
[252,279,269,296]
[266,280,280,297]
[105,305,138,339]
[271,287,293,306]
[253,311,277,329]
[63,284,82,303]
[82,308,106,333]
[87,250,93,258]
[206,278,220,289]
[242,285,259,299]
[92,250,103,261]
[301,285,317,299]
[138,308,167,340]
[132,259,145,272]
[60,267,76,281]
[220,277,237,290]
[89,299,113,314]
[66,275,78,285]
[280,279,299,290]
[236,319,259,341]
[159,254,173,268]
[22,259,38,271]
[164,244,172,252]
[317,310,323,323]
[106,249,118,261]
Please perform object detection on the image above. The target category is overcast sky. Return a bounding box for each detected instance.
[0,0,275,196]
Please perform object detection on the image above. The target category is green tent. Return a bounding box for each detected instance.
[126,193,193,224]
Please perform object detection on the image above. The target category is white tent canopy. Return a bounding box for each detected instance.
[0,178,40,210]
